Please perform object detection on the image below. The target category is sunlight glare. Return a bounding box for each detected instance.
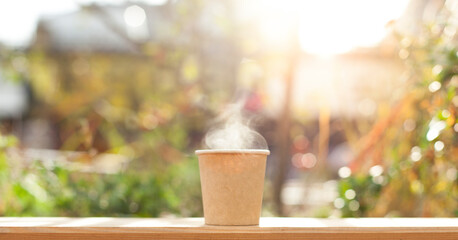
[298,0,409,56]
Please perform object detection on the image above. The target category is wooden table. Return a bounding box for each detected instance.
[1,217,457,239]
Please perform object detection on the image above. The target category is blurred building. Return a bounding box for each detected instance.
[27,2,240,150]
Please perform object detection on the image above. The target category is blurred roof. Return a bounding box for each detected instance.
[37,7,137,53]
[35,3,178,54]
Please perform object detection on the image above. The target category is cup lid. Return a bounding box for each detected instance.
[195,149,270,155]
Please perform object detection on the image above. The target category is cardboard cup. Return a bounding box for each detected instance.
[195,149,270,226]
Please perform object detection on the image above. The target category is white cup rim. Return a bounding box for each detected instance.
[195,149,270,155]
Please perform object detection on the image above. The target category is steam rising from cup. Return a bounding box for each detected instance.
[204,104,268,150]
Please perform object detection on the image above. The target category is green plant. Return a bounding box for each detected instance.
[0,151,201,217]
[338,6,457,217]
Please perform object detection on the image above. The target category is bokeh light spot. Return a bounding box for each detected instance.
[338,167,351,178]
[124,5,146,28]
[428,81,441,92]
[334,198,345,209]
[345,189,356,200]
[434,141,444,152]
[369,165,383,177]
[410,146,421,162]
[348,200,360,211]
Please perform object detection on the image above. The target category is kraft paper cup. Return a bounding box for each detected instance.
[195,149,270,226]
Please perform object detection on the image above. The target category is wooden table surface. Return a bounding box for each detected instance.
[1,217,457,239]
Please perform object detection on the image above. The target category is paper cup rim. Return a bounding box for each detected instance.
[195,149,270,155]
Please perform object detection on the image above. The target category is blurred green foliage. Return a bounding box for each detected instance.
[337,12,457,217]
[0,134,201,217]
[337,175,382,217]
[0,0,241,217]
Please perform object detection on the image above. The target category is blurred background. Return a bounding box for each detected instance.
[0,0,456,218]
